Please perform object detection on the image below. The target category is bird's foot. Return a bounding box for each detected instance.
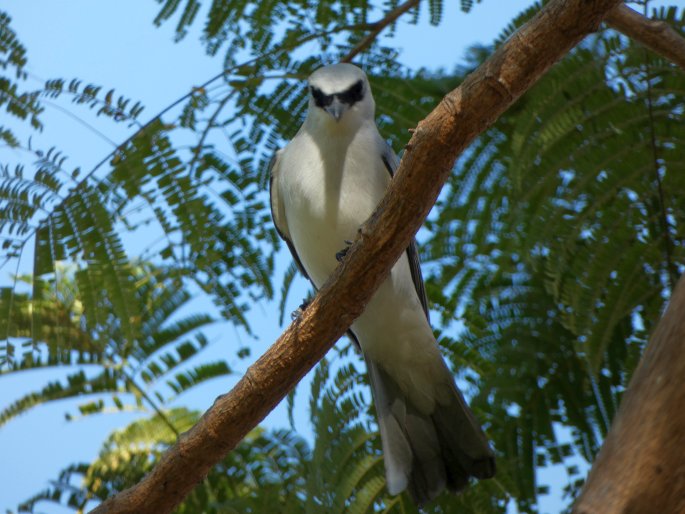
[291,299,310,321]
[336,240,353,262]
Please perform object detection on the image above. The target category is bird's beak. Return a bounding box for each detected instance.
[325,98,346,121]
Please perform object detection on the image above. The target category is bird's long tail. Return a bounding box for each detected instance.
[366,356,495,506]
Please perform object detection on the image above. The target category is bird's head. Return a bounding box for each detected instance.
[306,63,375,126]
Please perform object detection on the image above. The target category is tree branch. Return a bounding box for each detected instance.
[605,4,685,72]
[340,0,419,63]
[573,274,685,513]
[90,0,623,512]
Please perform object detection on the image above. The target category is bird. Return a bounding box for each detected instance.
[269,62,495,505]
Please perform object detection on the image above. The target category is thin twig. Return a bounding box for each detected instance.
[642,42,677,290]
[341,0,420,63]
[188,90,236,178]
[39,99,122,148]
[124,372,180,437]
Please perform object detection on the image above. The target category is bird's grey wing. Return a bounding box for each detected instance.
[269,150,310,281]
[381,144,430,321]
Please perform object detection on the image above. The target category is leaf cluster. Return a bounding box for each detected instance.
[0,263,227,429]
[0,11,42,146]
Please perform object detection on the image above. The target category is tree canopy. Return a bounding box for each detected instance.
[1,1,684,513]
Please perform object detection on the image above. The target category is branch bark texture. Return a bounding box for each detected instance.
[91,0,622,512]
[573,274,685,514]
[606,4,685,72]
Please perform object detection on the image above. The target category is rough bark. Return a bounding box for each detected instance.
[606,4,685,72]
[91,0,623,512]
[573,275,685,514]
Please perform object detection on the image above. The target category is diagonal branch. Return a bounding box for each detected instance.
[605,4,685,72]
[90,0,623,512]
[340,0,419,63]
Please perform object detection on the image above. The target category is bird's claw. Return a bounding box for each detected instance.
[291,299,311,321]
[336,240,354,262]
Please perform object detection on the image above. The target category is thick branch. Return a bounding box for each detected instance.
[91,0,622,512]
[573,274,685,513]
[606,4,685,72]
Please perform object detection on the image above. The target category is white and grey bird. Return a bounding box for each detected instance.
[270,63,495,505]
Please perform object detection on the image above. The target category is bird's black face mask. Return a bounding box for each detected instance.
[311,79,364,121]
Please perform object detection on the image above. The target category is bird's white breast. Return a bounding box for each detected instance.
[278,122,389,288]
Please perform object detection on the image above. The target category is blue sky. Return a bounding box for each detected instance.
[0,1,662,511]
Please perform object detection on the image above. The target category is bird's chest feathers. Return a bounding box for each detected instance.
[280,128,388,281]
[283,131,386,235]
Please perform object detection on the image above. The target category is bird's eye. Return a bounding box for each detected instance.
[338,80,364,105]
[310,86,332,108]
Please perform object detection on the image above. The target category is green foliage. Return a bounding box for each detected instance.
[43,78,146,124]
[0,263,225,427]
[16,408,310,514]
[0,11,42,140]
[0,90,274,364]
